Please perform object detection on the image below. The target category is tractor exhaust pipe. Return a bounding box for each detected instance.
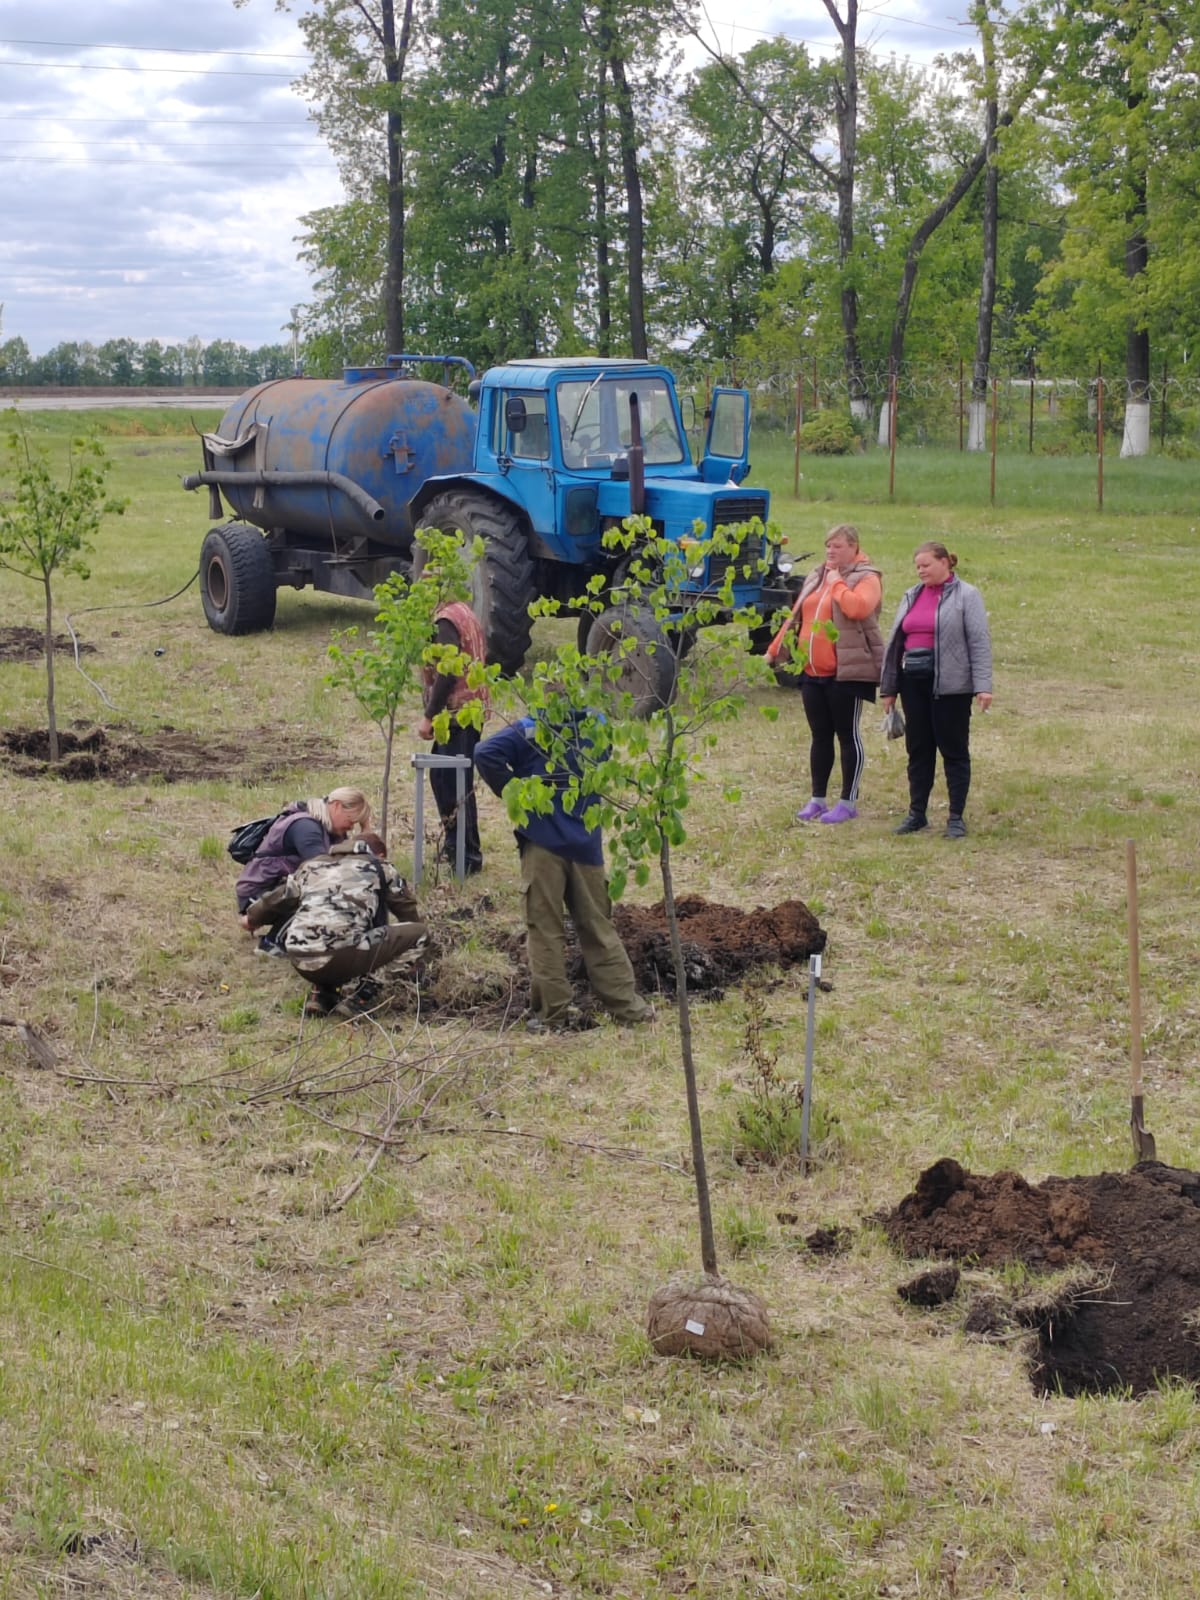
[627,391,645,517]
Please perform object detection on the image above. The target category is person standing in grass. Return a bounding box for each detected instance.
[776,524,884,826]
[880,541,993,839]
[474,714,653,1033]
[416,597,488,876]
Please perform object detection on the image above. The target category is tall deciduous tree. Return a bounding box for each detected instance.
[243,0,418,358]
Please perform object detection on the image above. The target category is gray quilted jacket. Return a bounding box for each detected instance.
[880,575,993,698]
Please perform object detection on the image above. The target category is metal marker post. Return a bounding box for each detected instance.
[799,951,822,1175]
[411,752,473,884]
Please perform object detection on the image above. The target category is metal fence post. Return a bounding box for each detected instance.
[411,752,474,884]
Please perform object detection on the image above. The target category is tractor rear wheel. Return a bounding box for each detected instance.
[200,524,277,635]
[585,605,678,718]
[418,491,535,674]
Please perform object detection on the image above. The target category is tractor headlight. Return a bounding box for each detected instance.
[690,562,705,580]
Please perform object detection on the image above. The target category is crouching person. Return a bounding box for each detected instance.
[475,716,652,1033]
[241,833,427,1017]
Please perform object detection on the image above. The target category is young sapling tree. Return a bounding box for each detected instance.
[326,528,489,843]
[0,417,126,762]
[500,514,812,1359]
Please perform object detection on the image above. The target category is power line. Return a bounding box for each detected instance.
[0,113,317,127]
[0,58,295,79]
[0,36,310,61]
[0,155,338,167]
[0,138,323,150]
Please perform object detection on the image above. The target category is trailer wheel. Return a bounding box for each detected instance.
[418,491,535,674]
[586,605,678,718]
[200,524,277,635]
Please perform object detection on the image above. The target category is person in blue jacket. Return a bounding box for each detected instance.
[475,715,652,1032]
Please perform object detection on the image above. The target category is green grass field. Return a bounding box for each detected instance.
[1,409,1199,1597]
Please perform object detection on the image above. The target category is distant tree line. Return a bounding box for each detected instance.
[0,336,293,389]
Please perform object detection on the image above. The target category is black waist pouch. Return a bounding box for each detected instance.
[901,648,935,677]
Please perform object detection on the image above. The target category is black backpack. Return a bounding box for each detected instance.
[227,813,282,865]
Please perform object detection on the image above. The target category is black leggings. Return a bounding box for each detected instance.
[429,721,482,868]
[898,675,973,816]
[799,675,867,802]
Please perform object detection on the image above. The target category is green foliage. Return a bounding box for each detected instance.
[498,512,800,902]
[325,527,496,836]
[799,412,859,455]
[492,510,808,1284]
[732,985,807,1167]
[0,414,126,759]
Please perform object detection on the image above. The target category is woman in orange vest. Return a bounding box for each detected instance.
[786,524,884,825]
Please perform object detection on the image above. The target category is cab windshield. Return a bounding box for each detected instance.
[556,376,686,469]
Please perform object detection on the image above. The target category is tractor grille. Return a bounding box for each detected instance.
[708,496,768,584]
[713,496,768,531]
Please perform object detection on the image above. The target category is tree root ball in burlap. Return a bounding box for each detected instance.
[646,1275,772,1360]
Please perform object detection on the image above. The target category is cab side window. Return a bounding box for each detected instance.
[503,392,550,460]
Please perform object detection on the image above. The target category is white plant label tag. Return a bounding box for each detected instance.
[685,1319,706,1336]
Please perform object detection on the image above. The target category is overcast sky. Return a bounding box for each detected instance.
[0,0,969,359]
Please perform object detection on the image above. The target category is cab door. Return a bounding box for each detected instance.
[497,390,556,539]
[700,388,752,484]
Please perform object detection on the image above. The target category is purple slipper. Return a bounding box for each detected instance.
[794,799,829,822]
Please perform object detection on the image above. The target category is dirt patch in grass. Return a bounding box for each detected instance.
[0,722,333,783]
[0,624,95,662]
[881,1157,1200,1396]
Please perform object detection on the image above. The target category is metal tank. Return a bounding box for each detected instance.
[201,364,477,549]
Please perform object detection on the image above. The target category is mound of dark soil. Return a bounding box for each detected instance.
[389,892,826,1023]
[0,722,332,784]
[0,625,94,663]
[881,1157,1200,1396]
[608,895,826,995]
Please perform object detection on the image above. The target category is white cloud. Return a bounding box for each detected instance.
[0,0,971,359]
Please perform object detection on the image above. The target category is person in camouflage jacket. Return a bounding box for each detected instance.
[241,834,427,1016]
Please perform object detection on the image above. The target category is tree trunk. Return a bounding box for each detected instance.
[1121,171,1150,458]
[969,16,999,452]
[658,783,718,1276]
[603,19,647,358]
[382,0,416,357]
[885,11,1046,396]
[379,707,396,850]
[823,0,869,420]
[43,576,58,764]
[595,66,612,356]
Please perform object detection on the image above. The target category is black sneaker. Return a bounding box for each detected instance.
[303,986,339,1018]
[894,811,929,835]
[944,816,968,839]
[335,978,383,1018]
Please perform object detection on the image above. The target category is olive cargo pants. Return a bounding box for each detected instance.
[520,842,650,1026]
[295,920,428,991]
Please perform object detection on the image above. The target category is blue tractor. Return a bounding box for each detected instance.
[184,355,794,708]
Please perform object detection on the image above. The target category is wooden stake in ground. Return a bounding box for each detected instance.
[1126,839,1157,1163]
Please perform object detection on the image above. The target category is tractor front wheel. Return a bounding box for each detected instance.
[585,605,678,718]
[200,524,277,635]
[418,491,536,675]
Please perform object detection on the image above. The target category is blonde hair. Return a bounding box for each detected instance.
[307,787,371,834]
[825,523,860,551]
